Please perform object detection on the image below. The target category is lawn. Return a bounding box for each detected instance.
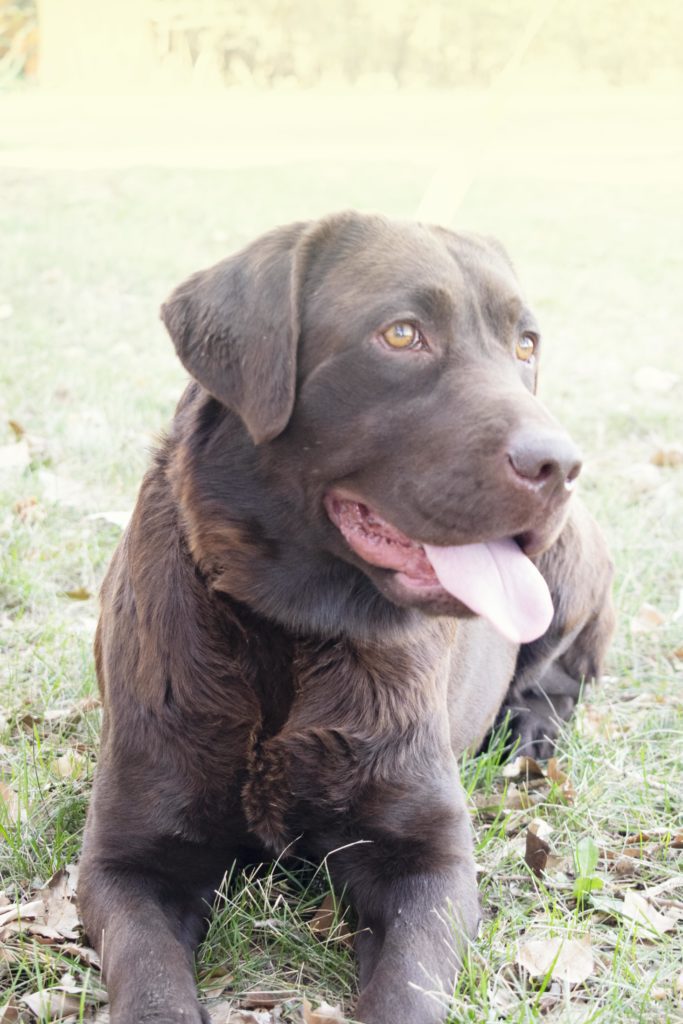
[0,118,682,1022]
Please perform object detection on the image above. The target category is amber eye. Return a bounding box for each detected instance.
[515,332,537,362]
[381,322,423,350]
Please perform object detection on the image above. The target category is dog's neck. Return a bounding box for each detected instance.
[163,391,425,643]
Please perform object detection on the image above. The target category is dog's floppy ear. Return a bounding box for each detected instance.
[161,221,309,444]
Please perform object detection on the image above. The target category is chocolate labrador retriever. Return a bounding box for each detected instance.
[79,212,614,1024]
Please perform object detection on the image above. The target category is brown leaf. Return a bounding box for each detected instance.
[0,997,30,1023]
[309,894,353,947]
[503,785,538,811]
[0,899,44,929]
[208,1004,278,1024]
[7,420,25,439]
[502,755,545,780]
[12,497,40,521]
[622,829,683,848]
[631,603,667,634]
[0,781,20,824]
[55,971,108,1004]
[62,586,92,601]
[525,828,551,877]
[39,866,81,940]
[620,890,676,937]
[59,942,100,967]
[21,991,83,1021]
[547,758,576,802]
[302,997,347,1023]
[239,991,297,1010]
[651,443,683,467]
[53,749,88,780]
[517,936,594,985]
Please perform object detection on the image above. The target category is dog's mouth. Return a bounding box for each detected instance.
[324,493,553,644]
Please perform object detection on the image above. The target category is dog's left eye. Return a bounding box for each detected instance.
[381,323,424,350]
[515,332,537,362]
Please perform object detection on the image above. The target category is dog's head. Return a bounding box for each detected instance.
[162,212,581,642]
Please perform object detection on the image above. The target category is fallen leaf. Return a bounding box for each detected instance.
[642,875,683,899]
[302,997,347,1023]
[612,855,639,877]
[631,603,667,633]
[0,899,44,929]
[38,866,81,940]
[0,781,19,824]
[547,758,576,801]
[7,420,25,439]
[209,1005,278,1024]
[53,749,88,780]
[43,696,101,725]
[239,991,297,1010]
[12,497,40,521]
[620,890,676,937]
[309,894,353,946]
[59,942,100,967]
[502,755,545,780]
[21,991,82,1021]
[525,828,551,877]
[55,971,108,1003]
[472,784,539,816]
[622,829,683,848]
[651,443,683,467]
[517,936,594,985]
[62,587,92,601]
[0,996,29,1023]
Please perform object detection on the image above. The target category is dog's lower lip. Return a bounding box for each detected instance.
[515,530,544,557]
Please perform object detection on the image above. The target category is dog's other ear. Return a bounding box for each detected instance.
[161,221,309,444]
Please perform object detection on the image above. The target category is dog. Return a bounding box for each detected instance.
[78,212,614,1024]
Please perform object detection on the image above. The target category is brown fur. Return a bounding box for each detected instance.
[78,212,614,1024]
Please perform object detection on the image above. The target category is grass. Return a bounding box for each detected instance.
[0,141,682,1022]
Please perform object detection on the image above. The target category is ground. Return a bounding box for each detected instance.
[0,90,681,1023]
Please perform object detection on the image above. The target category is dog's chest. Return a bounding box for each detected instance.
[241,625,456,853]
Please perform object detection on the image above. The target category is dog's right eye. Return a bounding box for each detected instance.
[381,323,425,350]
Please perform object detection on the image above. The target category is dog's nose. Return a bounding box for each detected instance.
[507,429,582,492]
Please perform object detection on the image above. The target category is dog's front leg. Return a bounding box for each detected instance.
[78,858,214,1024]
[326,778,478,1024]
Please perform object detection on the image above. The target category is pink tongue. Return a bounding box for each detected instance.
[423,538,553,644]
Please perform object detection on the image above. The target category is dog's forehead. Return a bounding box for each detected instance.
[303,216,526,329]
